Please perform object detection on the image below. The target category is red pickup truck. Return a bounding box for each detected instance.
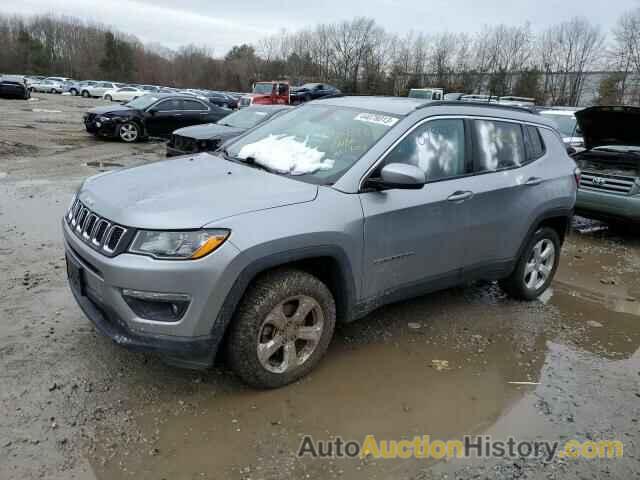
[238,81,290,108]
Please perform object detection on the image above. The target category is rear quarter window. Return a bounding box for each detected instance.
[523,125,545,161]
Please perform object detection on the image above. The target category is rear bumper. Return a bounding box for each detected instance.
[576,188,640,223]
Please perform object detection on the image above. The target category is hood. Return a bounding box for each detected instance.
[575,106,640,150]
[78,153,318,229]
[87,105,134,115]
[173,123,245,141]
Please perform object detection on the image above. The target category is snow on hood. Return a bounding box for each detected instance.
[237,134,335,175]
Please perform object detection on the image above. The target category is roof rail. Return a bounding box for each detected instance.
[416,100,539,114]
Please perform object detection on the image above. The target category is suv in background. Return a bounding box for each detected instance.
[64,98,576,388]
[29,78,64,93]
[573,106,640,223]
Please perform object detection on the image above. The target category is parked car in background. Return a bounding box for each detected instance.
[29,79,63,93]
[84,93,231,142]
[408,88,444,100]
[24,75,45,87]
[0,75,30,99]
[238,81,290,108]
[139,85,160,93]
[45,76,72,84]
[103,86,145,102]
[166,105,292,157]
[66,97,576,388]
[539,108,584,150]
[572,106,640,224]
[202,91,238,109]
[290,83,340,103]
[81,81,125,98]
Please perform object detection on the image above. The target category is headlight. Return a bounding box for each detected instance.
[98,115,111,122]
[129,229,230,260]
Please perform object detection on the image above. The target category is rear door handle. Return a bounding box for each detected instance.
[447,191,474,202]
[525,177,543,186]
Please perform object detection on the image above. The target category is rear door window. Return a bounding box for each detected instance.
[155,99,182,111]
[182,99,208,111]
[472,120,525,172]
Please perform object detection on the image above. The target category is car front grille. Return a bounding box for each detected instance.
[172,134,197,153]
[579,171,637,195]
[66,199,128,255]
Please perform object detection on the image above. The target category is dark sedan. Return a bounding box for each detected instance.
[0,76,30,99]
[166,105,292,157]
[290,83,340,103]
[83,94,231,142]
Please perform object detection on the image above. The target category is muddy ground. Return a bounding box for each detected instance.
[0,94,639,480]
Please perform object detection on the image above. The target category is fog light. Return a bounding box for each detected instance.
[122,289,191,322]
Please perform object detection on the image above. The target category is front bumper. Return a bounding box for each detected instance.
[84,118,119,137]
[576,188,640,223]
[63,218,241,367]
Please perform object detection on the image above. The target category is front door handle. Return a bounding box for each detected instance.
[447,191,474,202]
[525,177,543,186]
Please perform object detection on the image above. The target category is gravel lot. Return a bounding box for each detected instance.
[1,94,639,480]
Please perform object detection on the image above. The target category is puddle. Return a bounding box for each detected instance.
[90,274,640,480]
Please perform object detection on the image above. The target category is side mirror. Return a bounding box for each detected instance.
[148,108,158,115]
[366,163,426,190]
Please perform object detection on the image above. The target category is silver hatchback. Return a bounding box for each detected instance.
[63,97,577,388]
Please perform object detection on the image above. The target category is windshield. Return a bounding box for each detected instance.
[253,83,275,94]
[540,113,579,138]
[218,108,275,129]
[225,104,398,184]
[125,95,160,109]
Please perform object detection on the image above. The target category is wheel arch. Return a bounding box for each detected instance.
[515,208,572,264]
[212,246,357,356]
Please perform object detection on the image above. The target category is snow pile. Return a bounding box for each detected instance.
[237,134,334,175]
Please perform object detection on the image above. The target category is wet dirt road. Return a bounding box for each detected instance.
[1,95,639,480]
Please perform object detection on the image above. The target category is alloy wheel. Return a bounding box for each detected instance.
[524,238,555,290]
[256,295,325,374]
[119,123,138,142]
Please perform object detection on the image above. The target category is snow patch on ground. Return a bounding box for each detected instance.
[237,134,334,175]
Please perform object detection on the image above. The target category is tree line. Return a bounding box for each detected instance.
[1,10,640,106]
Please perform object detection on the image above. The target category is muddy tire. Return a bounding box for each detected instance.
[500,227,560,301]
[118,122,140,143]
[227,269,336,389]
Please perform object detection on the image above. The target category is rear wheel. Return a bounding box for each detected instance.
[500,227,560,300]
[118,122,140,143]
[81,90,89,98]
[70,88,78,96]
[227,269,336,389]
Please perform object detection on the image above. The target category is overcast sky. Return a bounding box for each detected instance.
[1,0,639,54]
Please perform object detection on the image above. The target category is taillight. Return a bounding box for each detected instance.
[574,167,581,186]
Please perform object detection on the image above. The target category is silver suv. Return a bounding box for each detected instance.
[63,97,578,388]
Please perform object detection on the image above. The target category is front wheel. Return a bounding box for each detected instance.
[81,90,89,98]
[227,269,336,389]
[70,88,78,96]
[118,122,140,143]
[105,94,112,101]
[499,227,560,300]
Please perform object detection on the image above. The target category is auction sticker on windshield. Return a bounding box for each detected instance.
[354,112,399,127]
